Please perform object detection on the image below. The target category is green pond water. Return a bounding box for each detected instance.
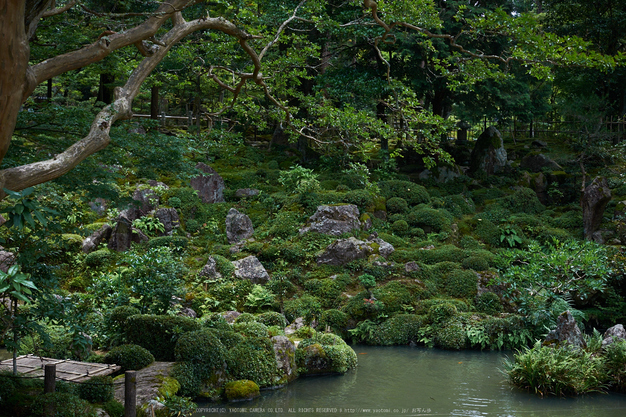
[193,346,626,417]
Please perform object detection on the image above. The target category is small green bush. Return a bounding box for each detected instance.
[442,194,475,218]
[226,338,279,387]
[84,249,113,268]
[378,180,430,205]
[428,302,458,324]
[498,187,545,214]
[446,270,478,299]
[234,313,257,324]
[255,312,288,328]
[175,329,228,369]
[462,256,489,271]
[475,292,503,315]
[167,197,182,208]
[296,334,357,375]
[30,392,96,417]
[170,362,202,398]
[104,344,155,371]
[233,322,269,338]
[342,189,376,212]
[407,208,453,233]
[319,309,349,336]
[386,197,408,213]
[434,320,468,350]
[391,219,409,235]
[284,295,322,325]
[371,314,425,345]
[147,236,189,252]
[604,340,626,393]
[77,375,114,403]
[102,399,124,417]
[125,315,201,361]
[107,305,141,329]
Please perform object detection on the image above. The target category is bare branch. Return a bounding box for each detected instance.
[259,0,307,61]
[42,0,77,18]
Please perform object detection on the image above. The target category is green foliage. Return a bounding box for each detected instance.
[442,194,476,218]
[445,270,478,299]
[132,216,165,237]
[319,309,349,337]
[284,295,322,325]
[244,285,276,312]
[428,303,458,324]
[255,312,288,328]
[102,399,124,417]
[370,314,425,346]
[386,197,408,213]
[279,166,321,194]
[1,187,56,231]
[475,292,503,315]
[303,278,344,309]
[175,329,228,369]
[77,375,114,403]
[499,225,523,247]
[604,340,626,393]
[125,314,201,361]
[147,236,189,253]
[498,188,545,214]
[233,322,269,338]
[358,273,376,291]
[122,247,185,314]
[434,320,468,350]
[234,313,257,324]
[296,333,357,375]
[84,249,114,268]
[226,337,279,387]
[406,207,453,233]
[378,181,430,206]
[461,255,489,271]
[104,344,155,371]
[372,281,416,315]
[467,315,531,350]
[342,189,377,212]
[505,342,607,396]
[30,392,96,417]
[170,362,202,398]
[391,219,409,235]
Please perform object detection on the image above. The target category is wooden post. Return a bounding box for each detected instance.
[124,371,136,417]
[44,364,56,417]
[150,86,159,119]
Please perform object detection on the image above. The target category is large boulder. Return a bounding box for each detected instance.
[582,177,611,241]
[232,256,270,284]
[300,204,361,236]
[190,163,225,204]
[520,153,562,173]
[544,311,586,348]
[82,224,113,254]
[198,256,222,280]
[225,208,254,244]
[154,208,180,236]
[271,336,297,385]
[602,324,626,348]
[107,208,148,252]
[317,237,373,266]
[469,126,508,176]
[132,181,169,214]
[295,334,357,375]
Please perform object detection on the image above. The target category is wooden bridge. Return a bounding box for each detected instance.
[0,354,120,383]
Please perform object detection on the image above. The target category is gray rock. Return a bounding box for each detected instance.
[300,204,361,236]
[469,126,508,176]
[82,224,113,254]
[107,208,147,252]
[88,198,107,216]
[222,311,241,324]
[369,237,394,258]
[520,153,562,173]
[405,261,421,273]
[133,182,168,214]
[190,162,225,204]
[544,311,586,348]
[232,255,270,284]
[235,188,260,198]
[582,177,612,241]
[284,317,307,335]
[199,256,222,280]
[271,336,297,385]
[317,237,373,266]
[154,208,180,236]
[602,324,626,348]
[532,140,548,148]
[226,208,254,244]
[177,307,197,319]
[0,249,16,273]
[418,166,463,183]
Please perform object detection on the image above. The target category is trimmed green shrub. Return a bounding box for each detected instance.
[304,278,344,309]
[284,295,322,325]
[459,235,481,250]
[213,329,245,349]
[225,380,260,401]
[434,320,468,350]
[211,254,236,277]
[226,337,279,387]
[443,195,475,218]
[406,208,453,233]
[391,220,409,235]
[475,292,503,315]
[104,344,155,371]
[174,329,228,369]
[296,333,357,375]
[84,249,113,268]
[378,180,430,205]
[475,218,501,246]
[377,233,408,248]
[371,314,425,345]
[319,309,349,337]
[462,256,489,271]
[125,315,201,361]
[77,375,114,403]
[170,362,202,398]
[233,322,269,338]
[386,197,408,213]
[200,313,231,331]
[372,281,415,314]
[107,305,141,330]
[256,312,288,328]
[30,393,96,417]
[102,399,124,417]
[499,187,545,214]
[445,270,478,299]
[234,313,257,324]
[428,302,458,324]
[342,189,376,212]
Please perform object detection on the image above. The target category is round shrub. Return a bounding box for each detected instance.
[386,197,408,213]
[125,315,201,361]
[255,311,288,328]
[234,312,257,324]
[378,180,430,205]
[84,249,113,268]
[226,338,278,387]
[170,362,202,398]
[77,375,114,403]
[107,305,141,329]
[104,344,154,371]
[434,320,468,350]
[213,329,245,349]
[168,197,182,208]
[462,256,489,271]
[200,313,231,331]
[391,220,409,235]
[342,189,376,212]
[388,213,405,223]
[372,281,415,315]
[185,219,201,234]
[406,208,453,233]
[446,270,478,299]
[30,392,95,417]
[225,380,260,401]
[233,322,269,338]
[428,303,458,324]
[371,314,425,345]
[174,329,227,369]
[475,292,503,315]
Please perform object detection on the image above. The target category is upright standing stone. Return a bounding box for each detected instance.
[469,126,508,176]
[225,208,254,243]
[582,176,611,241]
[190,163,225,204]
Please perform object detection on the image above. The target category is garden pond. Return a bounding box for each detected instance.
[193,346,626,417]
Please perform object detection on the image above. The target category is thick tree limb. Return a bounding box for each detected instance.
[42,0,76,18]
[0,13,258,194]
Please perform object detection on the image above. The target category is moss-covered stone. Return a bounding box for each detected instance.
[225,380,260,402]
[296,333,357,375]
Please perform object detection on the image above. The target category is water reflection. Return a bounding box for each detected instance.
[193,346,626,417]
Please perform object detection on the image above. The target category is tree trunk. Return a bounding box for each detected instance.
[97,73,115,104]
[0,1,32,164]
[150,85,159,119]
